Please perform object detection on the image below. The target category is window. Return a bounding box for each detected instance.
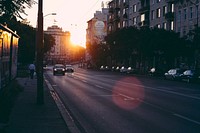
[123,21,126,27]
[141,14,145,22]
[178,10,181,22]
[118,22,120,28]
[133,4,137,12]
[157,8,161,18]
[123,9,126,14]
[157,0,161,3]
[184,9,187,20]
[133,17,137,25]
[157,24,161,28]
[163,22,167,29]
[163,6,167,15]
[151,10,155,20]
[190,7,193,19]
[171,4,174,12]
[170,21,174,30]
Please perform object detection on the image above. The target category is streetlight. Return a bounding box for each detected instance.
[43,13,56,18]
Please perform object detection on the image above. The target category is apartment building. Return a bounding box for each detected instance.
[175,0,199,37]
[128,0,141,28]
[44,25,71,64]
[107,0,199,37]
[86,8,109,46]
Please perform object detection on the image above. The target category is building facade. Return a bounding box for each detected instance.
[44,25,71,64]
[107,0,199,37]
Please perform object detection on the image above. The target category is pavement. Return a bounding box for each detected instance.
[1,77,73,133]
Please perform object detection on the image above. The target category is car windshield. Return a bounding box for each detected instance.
[54,64,64,68]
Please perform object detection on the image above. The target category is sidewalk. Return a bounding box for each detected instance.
[5,77,70,133]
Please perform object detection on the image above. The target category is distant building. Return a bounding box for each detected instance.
[44,25,71,64]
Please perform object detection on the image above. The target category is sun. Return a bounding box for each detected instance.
[70,30,86,48]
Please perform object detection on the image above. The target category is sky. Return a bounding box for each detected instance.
[23,0,110,47]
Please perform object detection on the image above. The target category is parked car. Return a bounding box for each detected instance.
[180,69,200,83]
[127,67,134,74]
[65,64,74,73]
[120,66,128,73]
[53,64,66,75]
[100,65,110,71]
[164,68,184,80]
[149,67,164,77]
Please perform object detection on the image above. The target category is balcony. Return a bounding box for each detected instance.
[165,12,174,21]
[139,6,150,13]
[109,8,114,13]
[123,13,128,19]
[165,0,175,3]
[114,15,120,22]
[123,2,129,8]
[138,20,150,27]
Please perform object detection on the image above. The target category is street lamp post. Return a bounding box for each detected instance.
[36,0,44,104]
[43,13,56,18]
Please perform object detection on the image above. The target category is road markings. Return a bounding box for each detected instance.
[173,113,200,125]
[95,85,103,88]
[82,80,87,83]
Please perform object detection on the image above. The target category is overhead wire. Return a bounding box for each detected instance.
[76,0,101,22]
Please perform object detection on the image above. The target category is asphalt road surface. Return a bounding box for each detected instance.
[44,66,200,133]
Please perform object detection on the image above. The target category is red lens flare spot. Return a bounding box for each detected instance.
[112,77,144,110]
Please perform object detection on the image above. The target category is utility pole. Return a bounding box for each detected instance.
[36,0,44,104]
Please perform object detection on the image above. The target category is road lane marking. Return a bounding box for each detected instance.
[95,85,103,88]
[173,114,200,125]
[82,80,87,83]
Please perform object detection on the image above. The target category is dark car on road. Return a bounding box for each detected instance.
[53,64,66,75]
[180,69,200,83]
[65,65,74,73]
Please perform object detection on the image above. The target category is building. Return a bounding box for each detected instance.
[107,0,199,37]
[86,8,109,65]
[86,8,109,46]
[175,0,199,37]
[0,23,19,89]
[44,25,71,64]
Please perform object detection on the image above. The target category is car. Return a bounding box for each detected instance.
[65,64,74,73]
[149,67,164,77]
[164,68,184,80]
[127,67,134,74]
[180,69,200,83]
[53,64,66,75]
[100,65,110,71]
[120,66,128,73]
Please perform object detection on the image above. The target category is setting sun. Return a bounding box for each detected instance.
[70,29,86,48]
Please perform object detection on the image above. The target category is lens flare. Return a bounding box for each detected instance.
[112,77,145,110]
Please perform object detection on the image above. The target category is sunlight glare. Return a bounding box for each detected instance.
[70,29,86,48]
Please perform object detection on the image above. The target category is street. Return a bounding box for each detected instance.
[44,66,200,133]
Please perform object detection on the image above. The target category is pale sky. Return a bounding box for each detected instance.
[23,0,110,47]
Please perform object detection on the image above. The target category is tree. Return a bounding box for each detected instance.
[0,0,36,19]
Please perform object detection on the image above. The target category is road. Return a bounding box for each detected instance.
[44,66,200,133]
